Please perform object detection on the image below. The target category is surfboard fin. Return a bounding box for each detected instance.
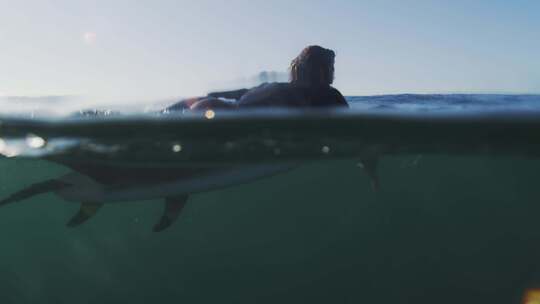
[67,202,103,227]
[153,195,189,232]
[0,179,69,207]
[359,158,380,192]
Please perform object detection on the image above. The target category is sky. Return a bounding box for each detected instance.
[0,0,539,102]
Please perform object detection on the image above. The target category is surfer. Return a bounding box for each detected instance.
[0,46,352,233]
[166,45,348,111]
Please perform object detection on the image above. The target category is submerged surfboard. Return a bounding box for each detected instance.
[0,159,298,232]
[55,162,296,203]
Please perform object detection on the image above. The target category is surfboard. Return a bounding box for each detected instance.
[54,162,297,203]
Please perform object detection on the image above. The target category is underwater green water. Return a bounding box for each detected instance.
[1,156,539,303]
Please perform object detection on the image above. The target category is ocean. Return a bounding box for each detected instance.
[0,94,540,303]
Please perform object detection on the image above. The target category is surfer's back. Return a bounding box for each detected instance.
[237,82,348,108]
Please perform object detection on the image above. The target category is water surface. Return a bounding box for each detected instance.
[1,94,539,303]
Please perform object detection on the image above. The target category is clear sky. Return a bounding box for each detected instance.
[1,0,539,101]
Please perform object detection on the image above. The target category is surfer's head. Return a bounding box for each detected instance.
[290,45,336,86]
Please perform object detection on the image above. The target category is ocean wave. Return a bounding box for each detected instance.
[347,94,540,111]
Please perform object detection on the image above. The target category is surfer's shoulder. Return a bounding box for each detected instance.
[329,86,349,107]
[300,85,348,108]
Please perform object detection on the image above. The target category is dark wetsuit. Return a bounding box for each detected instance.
[237,82,348,108]
[166,82,348,111]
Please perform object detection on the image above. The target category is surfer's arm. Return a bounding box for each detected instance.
[207,88,249,100]
[165,97,206,112]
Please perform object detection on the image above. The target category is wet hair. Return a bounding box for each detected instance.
[290,45,336,86]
